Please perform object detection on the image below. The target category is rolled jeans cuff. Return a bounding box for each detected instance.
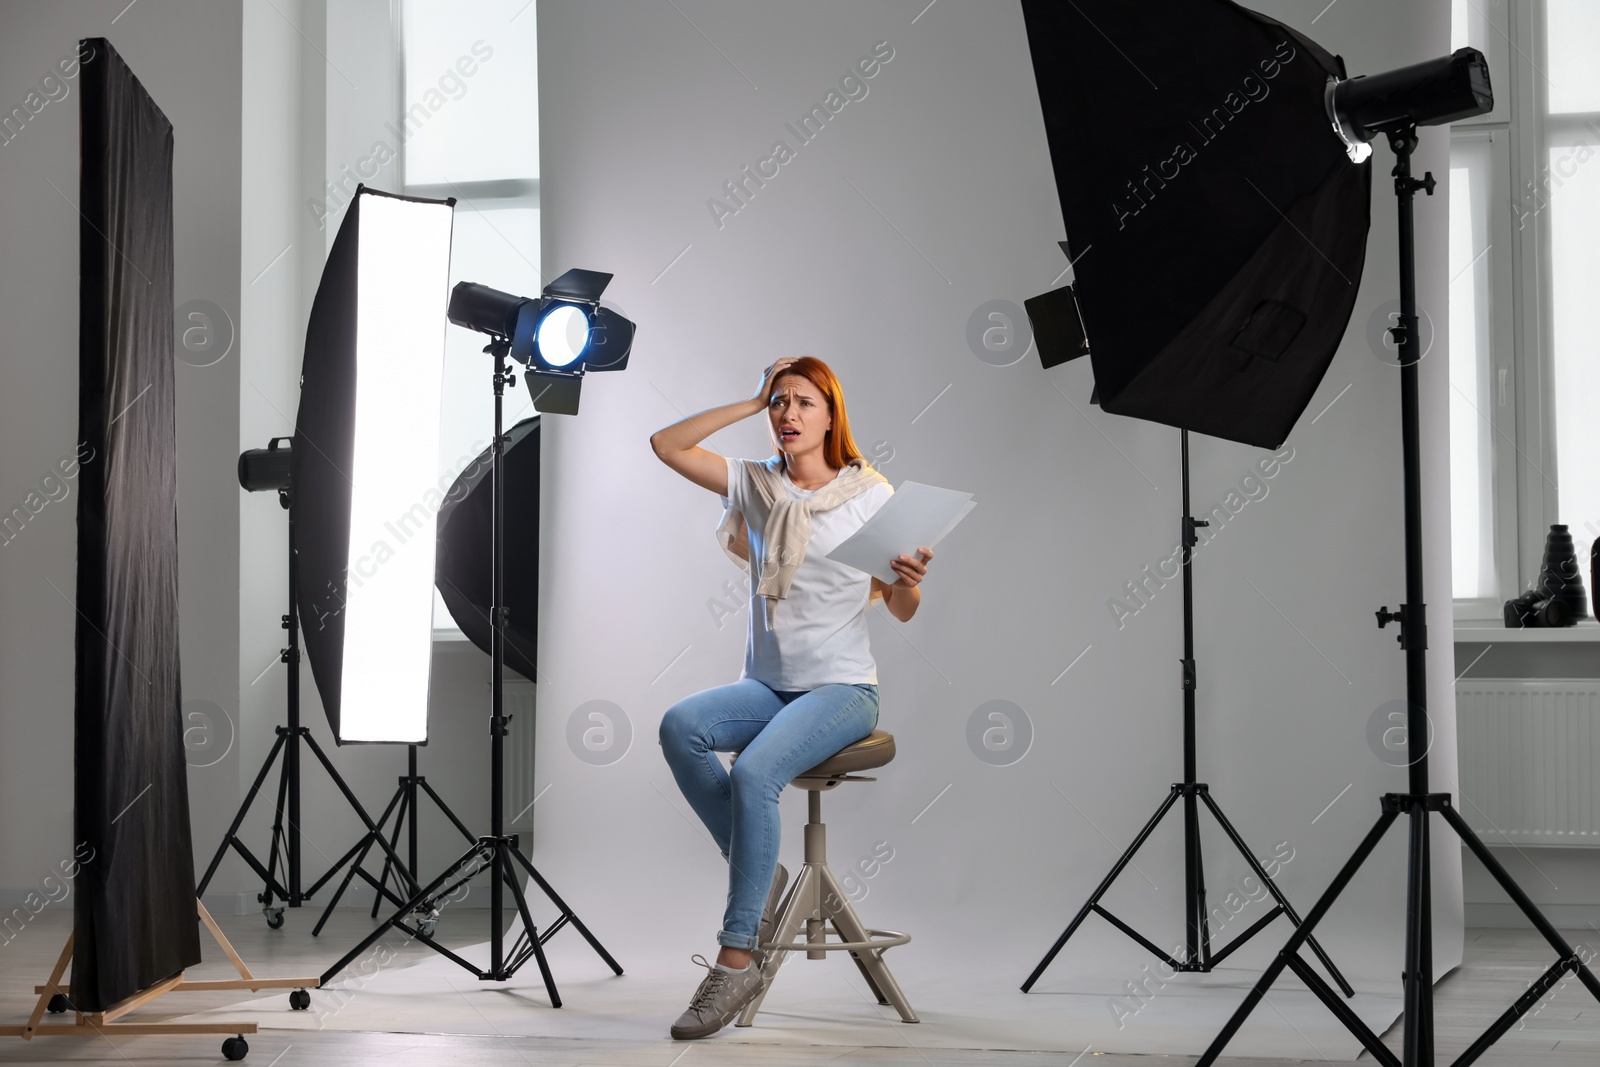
[717,928,761,951]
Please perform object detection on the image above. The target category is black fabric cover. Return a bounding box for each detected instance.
[72,37,202,1012]
[291,196,362,739]
[1020,0,1371,448]
[435,417,540,682]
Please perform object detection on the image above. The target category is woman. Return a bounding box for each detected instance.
[649,355,932,1040]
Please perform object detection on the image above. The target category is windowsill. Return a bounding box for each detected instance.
[433,626,470,643]
[1455,619,1600,643]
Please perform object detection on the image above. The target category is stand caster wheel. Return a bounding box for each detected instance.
[409,905,440,939]
[46,994,70,1014]
[288,988,310,1011]
[264,907,285,930]
[222,1034,249,1060]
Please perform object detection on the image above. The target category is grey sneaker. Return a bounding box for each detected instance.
[751,862,789,971]
[670,954,766,1040]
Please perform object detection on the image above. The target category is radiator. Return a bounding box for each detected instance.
[1456,678,1600,846]
[503,679,538,840]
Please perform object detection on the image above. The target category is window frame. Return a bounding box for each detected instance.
[395,1,542,636]
[1448,0,1571,621]
[395,1,541,242]
[1448,128,1518,615]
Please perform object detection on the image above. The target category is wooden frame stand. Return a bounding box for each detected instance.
[1,899,320,1061]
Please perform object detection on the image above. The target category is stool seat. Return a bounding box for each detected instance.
[798,729,895,779]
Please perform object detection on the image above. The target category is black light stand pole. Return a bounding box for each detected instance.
[286,495,301,903]
[199,452,423,930]
[1180,428,1203,966]
[195,483,304,921]
[1023,430,1353,995]
[1194,125,1600,1067]
[319,339,621,1001]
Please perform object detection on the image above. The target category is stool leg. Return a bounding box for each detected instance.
[844,933,892,1005]
[818,869,890,1005]
[821,864,918,1023]
[736,863,818,1027]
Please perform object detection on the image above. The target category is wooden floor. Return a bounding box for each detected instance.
[0,910,1594,1065]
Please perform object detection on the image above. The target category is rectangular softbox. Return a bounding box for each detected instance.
[292,187,455,744]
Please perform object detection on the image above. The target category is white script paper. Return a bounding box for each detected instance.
[826,480,975,585]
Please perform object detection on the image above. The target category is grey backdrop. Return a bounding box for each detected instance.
[532,0,1462,999]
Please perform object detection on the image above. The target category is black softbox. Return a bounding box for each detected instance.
[435,417,540,682]
[1020,0,1371,448]
[72,37,202,1012]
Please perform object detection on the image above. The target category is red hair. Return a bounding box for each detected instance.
[772,355,863,470]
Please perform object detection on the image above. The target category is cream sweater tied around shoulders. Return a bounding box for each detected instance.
[715,455,889,629]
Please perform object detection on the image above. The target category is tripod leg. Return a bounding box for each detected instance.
[301,731,418,893]
[320,843,491,986]
[498,854,560,1006]
[1199,790,1356,997]
[1188,790,1211,967]
[197,730,288,895]
[1439,803,1600,1004]
[506,846,623,975]
[1022,786,1182,991]
[305,784,405,899]
[1419,812,1435,1066]
[311,831,382,937]
[1195,808,1398,1067]
[261,749,293,910]
[1456,956,1582,1065]
[1283,953,1400,1067]
[307,785,408,936]
[1400,805,1431,1067]
[419,779,479,844]
[371,786,411,919]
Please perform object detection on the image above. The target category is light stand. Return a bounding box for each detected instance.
[319,339,621,1000]
[309,743,477,938]
[198,440,421,928]
[1023,430,1352,995]
[1195,126,1600,1067]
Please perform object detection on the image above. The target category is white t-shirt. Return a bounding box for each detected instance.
[720,455,895,691]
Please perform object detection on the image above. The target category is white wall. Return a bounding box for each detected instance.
[532,0,1461,1003]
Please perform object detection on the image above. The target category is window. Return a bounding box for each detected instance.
[1545,0,1600,564]
[399,1,541,626]
[401,0,541,481]
[1447,0,1599,616]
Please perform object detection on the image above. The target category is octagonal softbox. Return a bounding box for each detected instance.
[435,416,540,682]
[1020,0,1371,448]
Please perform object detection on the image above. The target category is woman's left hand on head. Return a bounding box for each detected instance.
[890,547,932,589]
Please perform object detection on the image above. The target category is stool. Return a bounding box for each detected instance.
[730,729,917,1026]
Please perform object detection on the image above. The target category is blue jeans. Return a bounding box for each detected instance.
[658,678,880,950]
